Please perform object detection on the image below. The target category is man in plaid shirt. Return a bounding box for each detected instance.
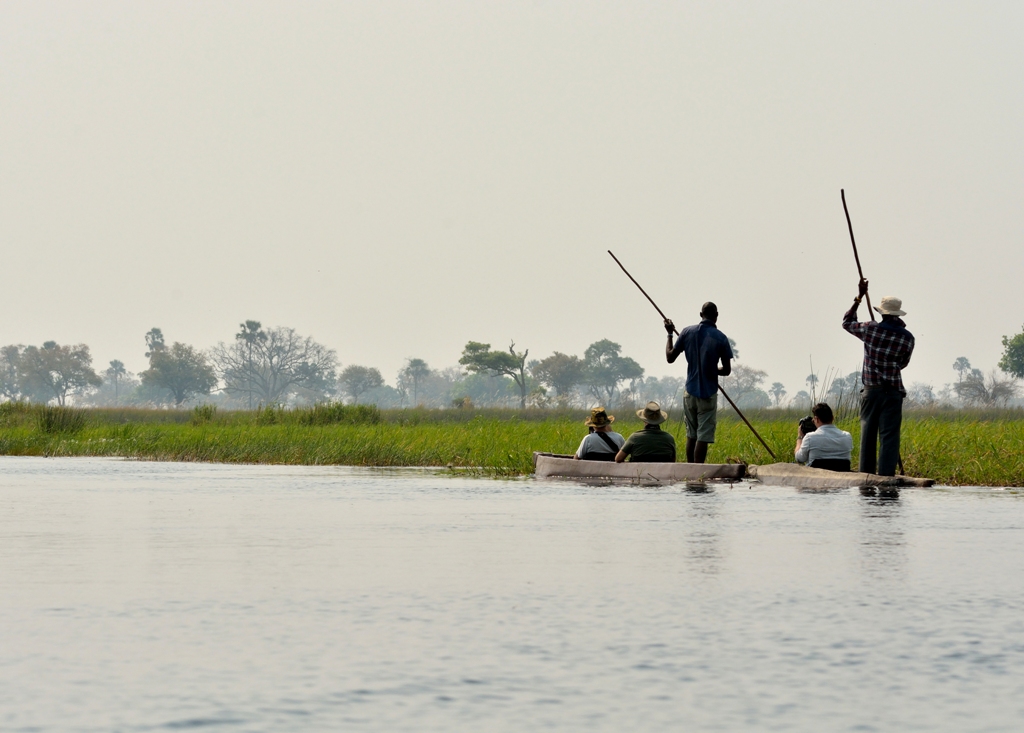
[843,280,915,476]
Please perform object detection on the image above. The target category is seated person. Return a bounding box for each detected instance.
[795,402,853,472]
[574,407,625,461]
[615,401,677,463]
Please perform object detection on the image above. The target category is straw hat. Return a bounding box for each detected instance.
[584,407,615,427]
[636,401,668,424]
[874,296,906,317]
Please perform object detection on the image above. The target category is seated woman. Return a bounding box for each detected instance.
[795,402,853,472]
[574,407,625,461]
[615,401,677,463]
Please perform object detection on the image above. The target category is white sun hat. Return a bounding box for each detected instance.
[874,296,906,317]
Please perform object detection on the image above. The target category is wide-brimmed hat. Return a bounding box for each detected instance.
[636,401,668,424]
[584,407,615,427]
[874,296,906,317]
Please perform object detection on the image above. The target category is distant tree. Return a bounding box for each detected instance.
[728,338,739,359]
[805,373,819,389]
[236,320,268,410]
[643,376,685,410]
[826,372,861,401]
[581,339,644,405]
[531,352,584,403]
[721,364,769,408]
[952,357,972,384]
[145,328,166,357]
[105,360,127,401]
[210,325,338,405]
[17,341,102,405]
[459,341,530,409]
[955,369,1020,407]
[792,390,812,410]
[769,382,787,407]
[0,345,24,401]
[141,342,217,406]
[999,328,1024,379]
[399,358,432,405]
[339,365,385,404]
[906,382,936,408]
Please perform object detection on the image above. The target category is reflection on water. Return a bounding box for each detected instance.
[1,458,1024,732]
[858,488,907,581]
[683,486,723,574]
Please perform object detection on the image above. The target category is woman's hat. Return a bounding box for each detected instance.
[874,296,906,317]
[636,401,668,424]
[584,407,615,427]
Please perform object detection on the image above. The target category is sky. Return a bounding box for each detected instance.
[2,1,1022,398]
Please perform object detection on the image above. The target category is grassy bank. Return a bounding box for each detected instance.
[1,403,1022,485]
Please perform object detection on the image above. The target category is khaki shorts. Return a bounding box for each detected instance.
[683,391,719,443]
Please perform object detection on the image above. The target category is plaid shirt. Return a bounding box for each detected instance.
[843,302,915,393]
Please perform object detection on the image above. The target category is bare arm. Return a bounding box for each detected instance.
[718,357,731,378]
[614,449,626,463]
[664,319,679,363]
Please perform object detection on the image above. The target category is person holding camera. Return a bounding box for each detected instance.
[795,402,853,472]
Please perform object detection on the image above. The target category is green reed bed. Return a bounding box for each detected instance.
[0,402,1022,485]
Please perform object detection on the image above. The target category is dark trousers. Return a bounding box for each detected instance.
[859,388,903,476]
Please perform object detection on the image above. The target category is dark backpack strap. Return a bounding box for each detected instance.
[594,431,619,452]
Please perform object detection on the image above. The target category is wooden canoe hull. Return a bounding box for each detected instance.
[748,463,935,488]
[532,452,746,483]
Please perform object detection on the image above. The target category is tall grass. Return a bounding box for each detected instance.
[0,404,1021,485]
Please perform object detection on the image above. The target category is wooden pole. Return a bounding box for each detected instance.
[841,189,876,322]
[607,250,777,461]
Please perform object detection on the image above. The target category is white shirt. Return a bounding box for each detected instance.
[575,431,625,458]
[795,423,853,464]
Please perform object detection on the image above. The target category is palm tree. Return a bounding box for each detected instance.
[106,360,127,402]
[236,321,267,410]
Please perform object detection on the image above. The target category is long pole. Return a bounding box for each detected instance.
[841,189,875,322]
[607,250,777,461]
[839,191,903,475]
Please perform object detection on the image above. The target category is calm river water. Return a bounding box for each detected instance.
[1,457,1023,732]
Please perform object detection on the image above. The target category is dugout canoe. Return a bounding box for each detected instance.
[532,452,746,483]
[747,463,935,489]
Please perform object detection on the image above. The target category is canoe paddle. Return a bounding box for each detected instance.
[607,250,777,461]
[840,190,904,475]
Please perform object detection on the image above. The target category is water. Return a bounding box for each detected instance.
[2,457,1023,732]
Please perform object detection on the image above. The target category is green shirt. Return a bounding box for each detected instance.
[621,424,677,462]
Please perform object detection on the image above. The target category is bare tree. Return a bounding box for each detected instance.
[955,369,1020,407]
[210,325,338,405]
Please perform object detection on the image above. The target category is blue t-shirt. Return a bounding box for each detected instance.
[672,320,734,399]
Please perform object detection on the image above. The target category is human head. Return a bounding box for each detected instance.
[700,301,719,322]
[636,401,668,425]
[874,296,906,318]
[584,407,615,429]
[811,402,834,425]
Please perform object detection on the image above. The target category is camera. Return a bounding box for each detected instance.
[798,416,817,436]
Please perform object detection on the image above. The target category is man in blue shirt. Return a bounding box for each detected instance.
[664,302,733,463]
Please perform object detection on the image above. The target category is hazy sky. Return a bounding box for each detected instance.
[2,1,1022,397]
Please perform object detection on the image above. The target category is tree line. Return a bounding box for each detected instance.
[2,321,1023,410]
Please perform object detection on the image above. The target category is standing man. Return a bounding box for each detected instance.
[843,280,915,476]
[663,302,733,464]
